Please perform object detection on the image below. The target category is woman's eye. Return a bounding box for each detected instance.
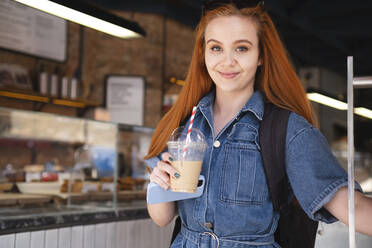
[236,46,248,52]
[210,46,222,52]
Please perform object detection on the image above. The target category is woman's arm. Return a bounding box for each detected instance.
[147,153,179,227]
[324,186,372,236]
[147,202,177,227]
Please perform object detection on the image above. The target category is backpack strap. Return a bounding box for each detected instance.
[259,103,291,211]
[260,104,319,248]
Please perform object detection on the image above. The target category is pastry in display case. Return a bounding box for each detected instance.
[0,106,153,209]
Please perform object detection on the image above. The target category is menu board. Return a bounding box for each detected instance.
[0,0,67,62]
[106,75,145,126]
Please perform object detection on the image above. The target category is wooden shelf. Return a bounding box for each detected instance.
[0,90,98,109]
[52,99,86,108]
[0,90,48,103]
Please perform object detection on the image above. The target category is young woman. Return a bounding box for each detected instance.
[145,1,372,247]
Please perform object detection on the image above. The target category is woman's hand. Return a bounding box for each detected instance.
[147,152,179,227]
[150,152,179,190]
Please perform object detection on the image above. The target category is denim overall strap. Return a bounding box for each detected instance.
[181,225,275,248]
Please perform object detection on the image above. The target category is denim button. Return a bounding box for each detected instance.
[204,222,213,229]
[213,140,220,148]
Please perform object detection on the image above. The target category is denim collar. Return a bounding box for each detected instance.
[197,89,265,121]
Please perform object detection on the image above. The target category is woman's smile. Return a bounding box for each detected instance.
[218,71,240,79]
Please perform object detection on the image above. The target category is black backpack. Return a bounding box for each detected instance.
[170,103,319,248]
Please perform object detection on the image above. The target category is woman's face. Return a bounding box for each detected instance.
[204,15,261,95]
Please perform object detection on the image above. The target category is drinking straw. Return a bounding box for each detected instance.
[183,106,197,159]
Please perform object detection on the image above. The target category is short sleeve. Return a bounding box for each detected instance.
[285,113,363,223]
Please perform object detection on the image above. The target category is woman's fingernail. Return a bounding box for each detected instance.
[174,172,180,178]
[169,157,174,162]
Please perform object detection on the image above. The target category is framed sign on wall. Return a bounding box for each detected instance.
[105,75,145,126]
[0,0,67,62]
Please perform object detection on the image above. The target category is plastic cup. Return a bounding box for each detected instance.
[167,126,207,193]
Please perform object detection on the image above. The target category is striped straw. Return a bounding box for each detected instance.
[182,106,197,159]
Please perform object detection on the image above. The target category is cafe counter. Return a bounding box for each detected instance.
[0,200,174,248]
[0,107,173,247]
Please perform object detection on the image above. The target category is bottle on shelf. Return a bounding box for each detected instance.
[70,77,78,100]
[60,73,69,99]
[38,64,49,95]
[50,66,59,97]
[70,69,80,100]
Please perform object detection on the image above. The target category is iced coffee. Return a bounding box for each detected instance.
[167,127,207,193]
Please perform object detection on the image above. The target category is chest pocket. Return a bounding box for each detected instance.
[219,123,269,205]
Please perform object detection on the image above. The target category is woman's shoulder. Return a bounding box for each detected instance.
[286,111,315,144]
[287,111,313,129]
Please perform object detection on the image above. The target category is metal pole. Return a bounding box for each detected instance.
[347,56,356,248]
[353,76,372,88]
[113,125,118,209]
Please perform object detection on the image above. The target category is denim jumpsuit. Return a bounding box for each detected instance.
[145,90,361,248]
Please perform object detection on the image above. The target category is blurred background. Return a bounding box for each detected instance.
[0,0,371,247]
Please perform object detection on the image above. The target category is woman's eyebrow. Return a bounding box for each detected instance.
[206,39,253,45]
[234,39,253,45]
[206,39,221,44]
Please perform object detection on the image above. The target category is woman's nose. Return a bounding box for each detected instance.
[221,52,236,66]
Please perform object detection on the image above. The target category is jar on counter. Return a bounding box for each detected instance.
[3,164,24,182]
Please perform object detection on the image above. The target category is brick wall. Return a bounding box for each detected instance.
[0,11,194,127]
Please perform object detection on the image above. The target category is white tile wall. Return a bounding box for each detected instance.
[105,222,117,248]
[71,226,83,248]
[0,234,15,248]
[45,229,58,248]
[3,219,372,248]
[58,228,71,248]
[30,231,44,248]
[15,232,30,248]
[94,223,106,248]
[0,218,174,248]
[83,225,96,248]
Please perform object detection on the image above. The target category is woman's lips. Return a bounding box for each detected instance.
[219,72,239,79]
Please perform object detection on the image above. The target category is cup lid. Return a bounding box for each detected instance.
[167,126,207,147]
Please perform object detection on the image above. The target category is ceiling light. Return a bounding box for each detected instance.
[306,92,348,110]
[14,0,146,39]
[354,107,372,119]
[306,91,372,119]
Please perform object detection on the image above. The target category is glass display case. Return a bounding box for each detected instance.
[0,106,153,209]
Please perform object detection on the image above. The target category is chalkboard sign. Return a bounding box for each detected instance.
[0,0,67,62]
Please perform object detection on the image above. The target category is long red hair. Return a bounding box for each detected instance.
[145,4,314,160]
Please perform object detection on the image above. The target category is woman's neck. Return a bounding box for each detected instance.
[212,88,254,137]
[213,88,254,118]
